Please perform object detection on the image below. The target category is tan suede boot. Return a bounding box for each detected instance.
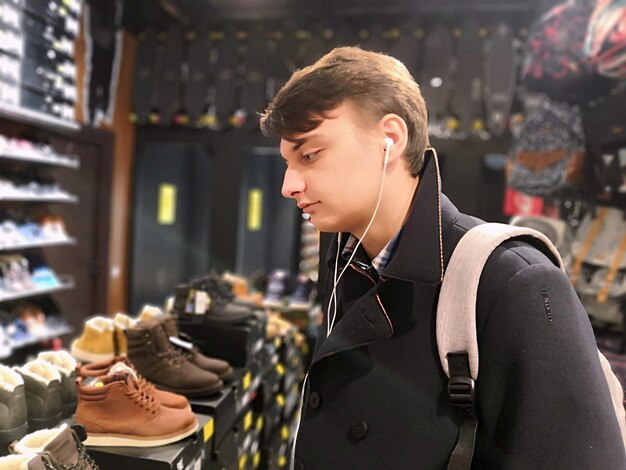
[75,373,198,447]
[78,356,189,410]
[70,317,115,363]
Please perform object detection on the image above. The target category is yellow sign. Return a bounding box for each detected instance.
[253,451,261,468]
[239,454,248,470]
[157,184,177,225]
[247,189,263,231]
[203,419,214,442]
[244,411,253,431]
[242,371,251,391]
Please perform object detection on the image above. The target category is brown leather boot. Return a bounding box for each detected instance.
[77,356,190,410]
[125,320,223,397]
[159,314,234,381]
[74,373,198,447]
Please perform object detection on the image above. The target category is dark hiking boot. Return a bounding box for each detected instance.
[125,320,223,397]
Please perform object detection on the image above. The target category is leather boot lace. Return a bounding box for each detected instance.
[157,345,188,365]
[126,385,160,414]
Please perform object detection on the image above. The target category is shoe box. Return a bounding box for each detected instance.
[65,414,214,470]
[178,312,266,368]
[204,428,238,470]
[189,383,236,450]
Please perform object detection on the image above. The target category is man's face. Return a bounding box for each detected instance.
[280,102,385,234]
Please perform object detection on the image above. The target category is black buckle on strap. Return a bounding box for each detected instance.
[448,376,475,413]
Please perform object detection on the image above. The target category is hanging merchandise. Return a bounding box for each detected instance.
[181,31,212,126]
[239,27,269,131]
[584,0,626,79]
[197,30,222,129]
[156,28,183,127]
[449,20,488,139]
[211,28,239,130]
[129,29,157,126]
[569,206,626,328]
[82,0,124,127]
[421,24,454,138]
[386,23,423,81]
[521,1,613,104]
[226,30,252,129]
[358,24,385,54]
[484,22,517,137]
[507,98,586,197]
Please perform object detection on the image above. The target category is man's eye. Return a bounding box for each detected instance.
[303,151,319,162]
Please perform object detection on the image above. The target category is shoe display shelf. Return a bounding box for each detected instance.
[0,143,79,362]
[0,274,75,302]
[0,236,76,251]
[0,321,72,359]
[0,144,80,169]
[0,192,78,203]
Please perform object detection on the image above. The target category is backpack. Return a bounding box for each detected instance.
[436,223,626,469]
[507,99,586,197]
[521,2,613,103]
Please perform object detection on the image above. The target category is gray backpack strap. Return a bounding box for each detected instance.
[437,223,563,470]
[437,223,563,380]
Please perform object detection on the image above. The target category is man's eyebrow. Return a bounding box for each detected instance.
[289,132,321,151]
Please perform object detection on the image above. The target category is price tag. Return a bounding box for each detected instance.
[195,290,210,314]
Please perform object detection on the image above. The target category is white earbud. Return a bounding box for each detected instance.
[383,137,394,167]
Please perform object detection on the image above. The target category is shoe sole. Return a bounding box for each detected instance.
[155,381,224,398]
[0,421,28,443]
[70,342,115,363]
[84,419,198,447]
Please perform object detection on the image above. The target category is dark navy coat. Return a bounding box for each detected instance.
[293,152,626,469]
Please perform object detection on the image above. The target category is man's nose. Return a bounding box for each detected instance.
[281,168,305,199]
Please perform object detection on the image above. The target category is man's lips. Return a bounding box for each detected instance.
[297,202,319,213]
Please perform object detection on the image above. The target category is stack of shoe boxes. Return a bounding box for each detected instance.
[0,0,79,121]
[75,414,215,470]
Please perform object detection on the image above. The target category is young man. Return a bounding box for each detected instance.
[261,47,625,469]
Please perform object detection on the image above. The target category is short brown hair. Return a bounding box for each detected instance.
[260,46,429,176]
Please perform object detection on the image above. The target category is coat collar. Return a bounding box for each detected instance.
[325,148,460,285]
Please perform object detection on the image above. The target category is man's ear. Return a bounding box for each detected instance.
[380,113,408,165]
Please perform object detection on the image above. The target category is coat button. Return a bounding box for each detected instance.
[294,459,304,470]
[309,392,320,409]
[350,420,368,440]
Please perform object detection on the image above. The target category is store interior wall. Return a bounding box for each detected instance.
[115,0,565,313]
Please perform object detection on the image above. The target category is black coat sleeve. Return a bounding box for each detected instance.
[472,246,626,469]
